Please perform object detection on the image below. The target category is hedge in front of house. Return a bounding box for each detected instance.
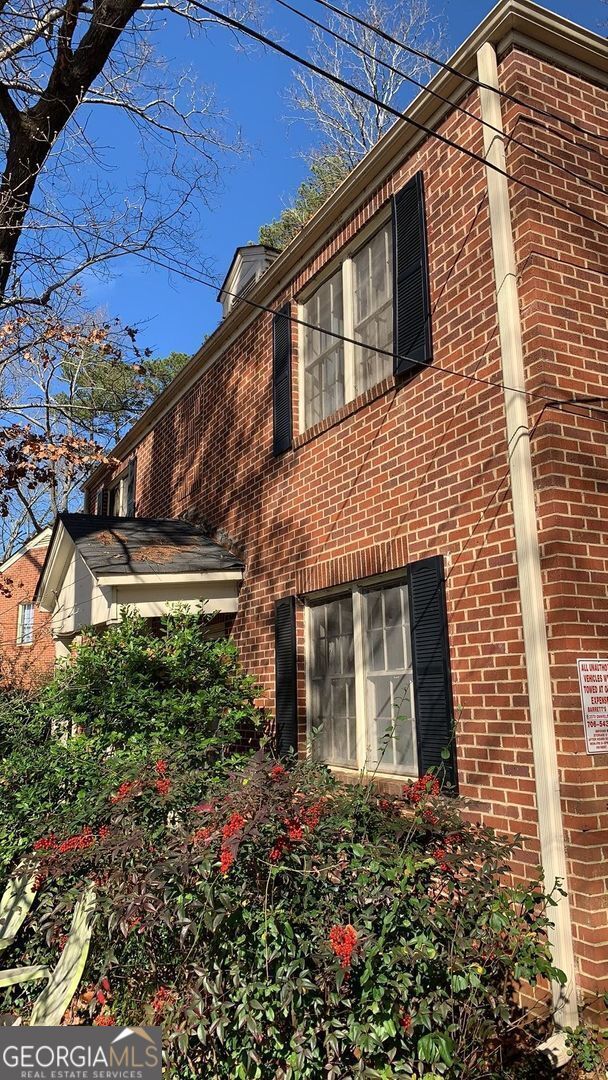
[12,750,564,1079]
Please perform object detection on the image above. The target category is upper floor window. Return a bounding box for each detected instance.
[301,222,393,429]
[96,458,136,517]
[108,472,128,516]
[16,602,34,645]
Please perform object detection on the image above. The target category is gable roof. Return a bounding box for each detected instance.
[0,526,53,574]
[82,0,608,493]
[35,514,244,607]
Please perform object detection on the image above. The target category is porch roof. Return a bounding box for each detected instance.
[35,515,244,634]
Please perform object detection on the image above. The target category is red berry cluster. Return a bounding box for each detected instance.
[401,1012,413,1034]
[57,828,96,855]
[155,778,171,796]
[192,827,212,845]
[219,848,234,874]
[329,924,358,970]
[155,759,168,776]
[268,798,326,863]
[111,781,135,804]
[222,812,246,841]
[301,800,325,829]
[93,1015,116,1026]
[34,834,57,851]
[432,847,449,871]
[270,764,286,780]
[269,835,290,863]
[403,773,440,805]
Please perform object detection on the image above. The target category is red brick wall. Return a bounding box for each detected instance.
[90,46,608,997]
[0,545,54,691]
[505,50,608,997]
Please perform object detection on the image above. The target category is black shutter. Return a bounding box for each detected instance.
[275,596,297,758]
[126,458,137,516]
[95,489,108,516]
[408,555,457,791]
[273,303,292,456]
[392,171,432,378]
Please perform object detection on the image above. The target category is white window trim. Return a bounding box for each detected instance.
[298,212,392,434]
[305,573,418,781]
[16,602,35,646]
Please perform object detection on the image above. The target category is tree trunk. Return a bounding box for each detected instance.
[0,0,143,301]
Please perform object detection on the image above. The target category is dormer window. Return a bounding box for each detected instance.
[218,244,279,319]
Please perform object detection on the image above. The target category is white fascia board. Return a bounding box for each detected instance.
[37,524,75,612]
[0,527,53,574]
[96,570,243,587]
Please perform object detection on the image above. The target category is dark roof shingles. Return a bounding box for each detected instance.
[58,513,243,577]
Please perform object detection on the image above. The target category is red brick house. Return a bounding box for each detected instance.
[0,528,53,690]
[34,0,608,1023]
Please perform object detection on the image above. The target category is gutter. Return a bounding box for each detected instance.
[477,40,578,1027]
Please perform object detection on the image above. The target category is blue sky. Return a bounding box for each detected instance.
[82,0,605,360]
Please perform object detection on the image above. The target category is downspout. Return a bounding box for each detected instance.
[476,41,578,1028]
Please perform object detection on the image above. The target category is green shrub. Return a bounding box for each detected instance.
[0,609,263,872]
[7,755,565,1078]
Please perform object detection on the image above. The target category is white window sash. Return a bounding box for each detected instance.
[17,603,34,645]
[306,577,417,779]
[299,220,393,431]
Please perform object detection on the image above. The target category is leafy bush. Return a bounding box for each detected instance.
[6,752,565,1078]
[0,609,263,872]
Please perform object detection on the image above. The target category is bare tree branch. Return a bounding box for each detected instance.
[288,0,444,169]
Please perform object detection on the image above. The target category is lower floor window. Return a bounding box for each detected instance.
[307,578,416,775]
[16,602,35,645]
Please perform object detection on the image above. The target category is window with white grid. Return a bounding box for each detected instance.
[352,224,393,395]
[16,602,34,646]
[307,576,416,777]
[300,221,393,429]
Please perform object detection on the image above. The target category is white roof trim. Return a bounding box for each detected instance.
[36,521,74,611]
[0,526,52,574]
[96,570,244,587]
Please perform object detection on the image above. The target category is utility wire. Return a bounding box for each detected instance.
[8,202,608,420]
[184,0,608,235]
[272,0,608,195]
[131,247,608,422]
[306,0,608,146]
[15,196,608,425]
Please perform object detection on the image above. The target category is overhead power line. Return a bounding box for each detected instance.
[186,0,608,235]
[272,0,608,195]
[78,238,607,424]
[306,0,608,146]
[16,203,608,420]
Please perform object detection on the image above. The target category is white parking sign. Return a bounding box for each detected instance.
[577,659,608,755]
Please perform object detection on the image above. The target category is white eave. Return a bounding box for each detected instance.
[0,526,52,575]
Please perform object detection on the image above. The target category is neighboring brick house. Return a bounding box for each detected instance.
[0,528,53,690]
[35,0,607,1021]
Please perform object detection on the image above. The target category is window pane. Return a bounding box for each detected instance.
[17,603,34,645]
[353,225,393,395]
[309,597,356,767]
[303,270,345,427]
[363,583,416,774]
